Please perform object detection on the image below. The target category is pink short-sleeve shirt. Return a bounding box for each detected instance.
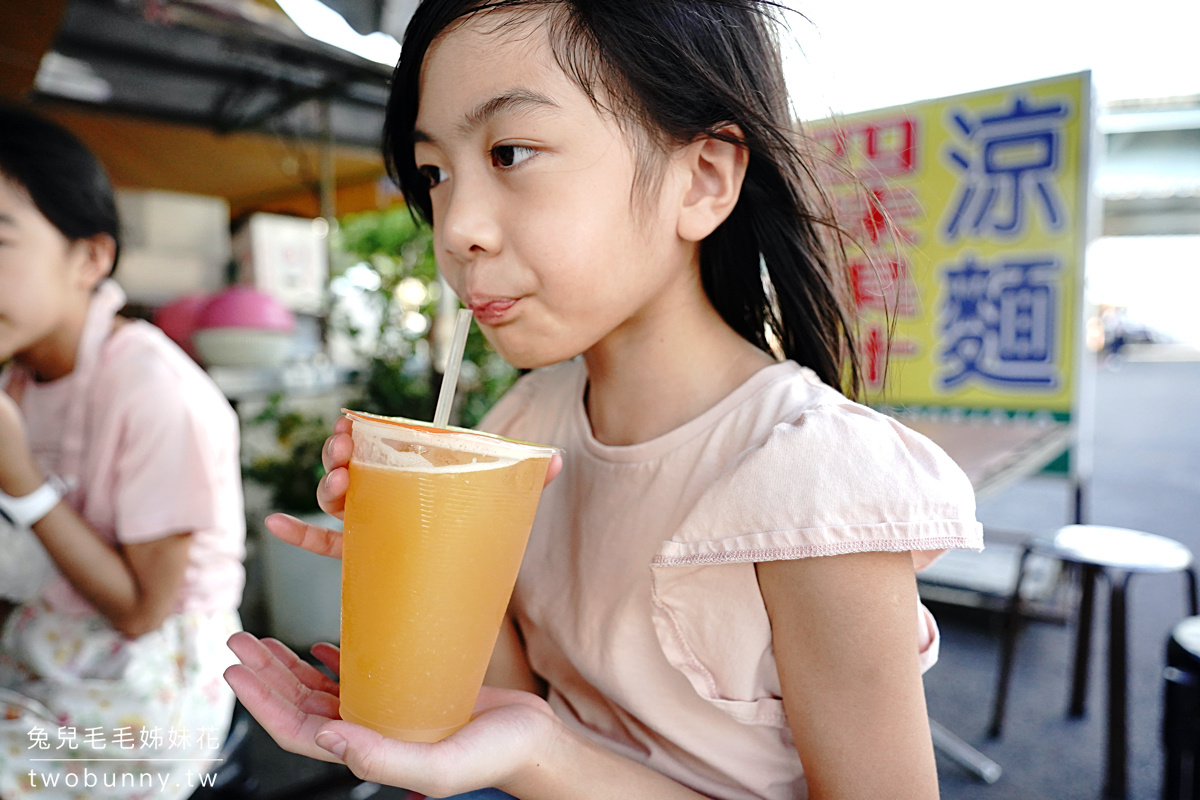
[13,316,245,617]
[480,359,983,800]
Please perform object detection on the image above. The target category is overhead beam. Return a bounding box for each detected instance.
[43,0,387,143]
[31,99,386,215]
[0,0,70,100]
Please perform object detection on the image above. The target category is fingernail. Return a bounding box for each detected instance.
[315,731,347,758]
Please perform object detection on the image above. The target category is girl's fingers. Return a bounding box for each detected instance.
[311,642,341,676]
[261,636,341,696]
[227,632,339,715]
[333,415,353,436]
[264,513,344,559]
[223,663,342,763]
[321,431,353,473]
[316,468,349,520]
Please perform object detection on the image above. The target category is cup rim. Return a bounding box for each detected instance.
[341,409,561,459]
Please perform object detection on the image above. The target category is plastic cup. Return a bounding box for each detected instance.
[338,409,558,742]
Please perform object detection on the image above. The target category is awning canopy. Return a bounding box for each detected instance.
[2,0,398,217]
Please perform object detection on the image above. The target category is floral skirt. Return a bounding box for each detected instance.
[0,601,240,800]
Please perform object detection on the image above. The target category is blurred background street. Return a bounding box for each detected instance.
[929,350,1200,799]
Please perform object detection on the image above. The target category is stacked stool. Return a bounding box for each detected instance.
[1165,616,1200,800]
[988,524,1197,800]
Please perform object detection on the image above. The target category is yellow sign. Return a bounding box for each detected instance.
[811,72,1093,420]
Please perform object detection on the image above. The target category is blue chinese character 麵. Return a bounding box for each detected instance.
[939,255,1061,389]
[942,96,1069,239]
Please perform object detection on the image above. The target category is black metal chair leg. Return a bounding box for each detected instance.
[1185,567,1198,617]
[1104,571,1131,800]
[1070,562,1100,718]
[989,545,1034,738]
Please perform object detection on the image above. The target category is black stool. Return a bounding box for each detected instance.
[989,524,1198,800]
[1165,616,1200,800]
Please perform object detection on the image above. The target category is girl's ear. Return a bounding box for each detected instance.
[675,125,749,243]
[73,233,117,291]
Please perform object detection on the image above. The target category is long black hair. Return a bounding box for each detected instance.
[0,104,122,272]
[383,0,862,397]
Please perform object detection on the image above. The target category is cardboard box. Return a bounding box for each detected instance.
[233,213,329,315]
[114,189,231,304]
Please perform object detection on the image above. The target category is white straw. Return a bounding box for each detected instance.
[433,307,473,428]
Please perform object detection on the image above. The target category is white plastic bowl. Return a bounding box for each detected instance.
[192,328,293,367]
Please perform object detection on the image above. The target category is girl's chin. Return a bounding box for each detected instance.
[477,327,582,371]
[499,350,576,371]
[492,341,584,372]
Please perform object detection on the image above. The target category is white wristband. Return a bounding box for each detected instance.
[0,476,67,529]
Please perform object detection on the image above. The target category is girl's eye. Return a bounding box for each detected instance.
[418,165,446,189]
[490,145,536,169]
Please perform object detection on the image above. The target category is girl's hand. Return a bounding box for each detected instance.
[224,631,561,797]
[0,388,43,496]
[317,415,354,520]
[267,417,562,561]
[258,416,354,560]
[264,513,346,559]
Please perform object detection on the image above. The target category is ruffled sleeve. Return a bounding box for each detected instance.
[654,401,982,567]
[648,400,982,723]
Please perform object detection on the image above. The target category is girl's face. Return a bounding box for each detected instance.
[0,177,99,371]
[413,13,696,368]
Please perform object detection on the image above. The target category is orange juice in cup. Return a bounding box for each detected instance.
[338,410,557,742]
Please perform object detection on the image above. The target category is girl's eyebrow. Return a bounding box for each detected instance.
[412,89,560,145]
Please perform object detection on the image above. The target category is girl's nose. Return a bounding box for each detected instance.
[438,180,502,259]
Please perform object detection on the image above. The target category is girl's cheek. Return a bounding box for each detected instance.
[433,249,462,288]
[434,267,462,298]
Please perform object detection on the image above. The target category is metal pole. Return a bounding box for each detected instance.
[929,719,1002,784]
[319,97,337,223]
[1103,572,1130,799]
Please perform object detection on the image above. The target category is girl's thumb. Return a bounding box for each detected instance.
[315,730,348,759]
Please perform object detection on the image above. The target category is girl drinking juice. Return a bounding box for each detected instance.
[225,2,983,798]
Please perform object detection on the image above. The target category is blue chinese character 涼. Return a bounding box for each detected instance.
[942,97,1069,239]
[939,255,1061,389]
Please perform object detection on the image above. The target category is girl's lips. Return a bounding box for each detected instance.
[468,297,518,325]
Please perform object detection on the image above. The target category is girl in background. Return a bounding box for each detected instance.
[226,2,984,798]
[0,105,245,800]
